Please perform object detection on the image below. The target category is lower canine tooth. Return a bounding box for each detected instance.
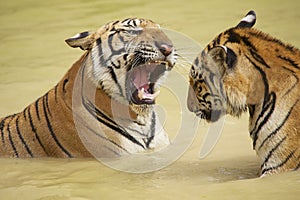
[151,90,160,99]
[137,88,160,101]
[138,88,145,100]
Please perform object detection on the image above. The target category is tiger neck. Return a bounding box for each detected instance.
[71,52,142,123]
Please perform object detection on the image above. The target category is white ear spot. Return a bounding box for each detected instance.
[68,31,91,40]
[236,10,256,28]
[70,33,81,39]
[241,14,256,24]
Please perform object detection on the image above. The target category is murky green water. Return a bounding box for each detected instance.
[1,0,300,199]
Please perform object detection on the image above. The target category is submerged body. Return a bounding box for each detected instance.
[187,11,300,175]
[0,18,177,158]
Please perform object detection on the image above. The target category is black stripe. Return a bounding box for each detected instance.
[44,92,52,117]
[126,125,148,137]
[202,76,215,101]
[80,63,118,127]
[112,20,120,26]
[282,66,299,96]
[54,84,59,103]
[107,66,118,83]
[207,44,213,52]
[0,115,12,144]
[261,136,286,170]
[246,54,272,137]
[118,32,126,43]
[15,116,33,157]
[111,60,121,69]
[6,116,18,157]
[262,149,296,175]
[95,38,106,66]
[216,33,221,45]
[295,156,300,170]
[248,104,255,118]
[212,33,222,47]
[278,55,300,70]
[107,66,123,96]
[224,29,242,45]
[121,18,131,23]
[145,112,156,148]
[224,30,258,52]
[123,54,129,63]
[107,34,125,60]
[251,93,276,148]
[241,36,257,51]
[23,107,27,121]
[203,68,226,103]
[0,121,4,144]
[85,99,118,126]
[80,60,145,150]
[79,31,90,38]
[28,105,48,155]
[250,49,270,68]
[132,19,137,26]
[83,98,145,149]
[35,98,41,120]
[212,38,218,48]
[194,57,199,67]
[62,78,69,93]
[247,31,295,52]
[42,94,72,157]
[80,118,129,153]
[259,98,300,150]
[103,146,121,156]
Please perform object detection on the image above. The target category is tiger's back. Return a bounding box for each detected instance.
[0,54,91,157]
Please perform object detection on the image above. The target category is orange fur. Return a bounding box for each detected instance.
[0,18,176,158]
[188,11,300,175]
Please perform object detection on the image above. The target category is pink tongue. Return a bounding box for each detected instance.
[133,68,149,91]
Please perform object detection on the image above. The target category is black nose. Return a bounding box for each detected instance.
[156,42,173,57]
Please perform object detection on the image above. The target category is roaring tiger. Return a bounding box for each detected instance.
[187,11,300,175]
[0,18,177,158]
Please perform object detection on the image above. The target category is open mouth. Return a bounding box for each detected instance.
[127,61,169,105]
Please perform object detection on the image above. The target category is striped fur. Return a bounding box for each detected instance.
[187,11,300,175]
[0,18,177,158]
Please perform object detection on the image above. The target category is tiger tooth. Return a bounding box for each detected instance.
[151,90,160,99]
[138,88,145,100]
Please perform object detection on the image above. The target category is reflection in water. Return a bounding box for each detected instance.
[1,0,300,199]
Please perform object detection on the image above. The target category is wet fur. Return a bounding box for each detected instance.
[188,11,300,175]
[0,18,175,158]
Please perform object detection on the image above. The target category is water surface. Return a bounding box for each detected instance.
[0,0,300,199]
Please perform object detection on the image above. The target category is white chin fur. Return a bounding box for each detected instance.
[226,87,247,117]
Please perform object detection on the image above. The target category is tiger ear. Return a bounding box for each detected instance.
[236,10,256,28]
[208,46,237,69]
[65,31,95,50]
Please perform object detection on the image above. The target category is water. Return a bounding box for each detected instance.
[1,0,300,199]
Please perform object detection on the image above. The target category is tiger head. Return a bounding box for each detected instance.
[65,18,176,114]
[187,11,259,122]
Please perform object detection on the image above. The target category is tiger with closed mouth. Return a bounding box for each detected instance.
[0,18,177,158]
[187,11,300,175]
